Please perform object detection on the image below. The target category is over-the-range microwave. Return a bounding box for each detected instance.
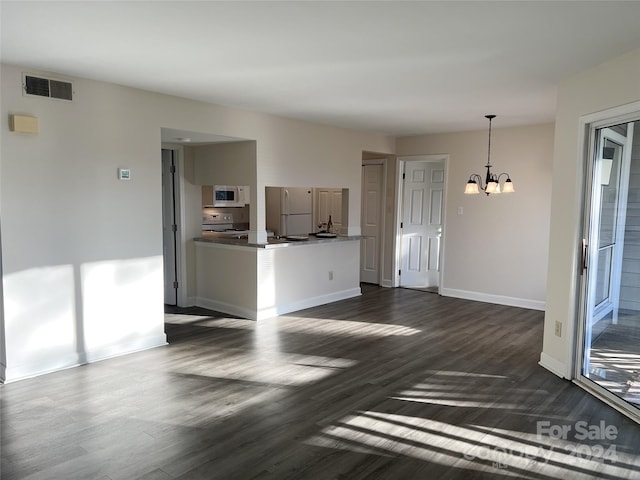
[213,185,248,207]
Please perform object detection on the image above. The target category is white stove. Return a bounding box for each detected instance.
[202,211,273,239]
[202,212,250,236]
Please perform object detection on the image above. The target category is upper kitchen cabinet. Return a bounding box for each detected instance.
[202,185,214,207]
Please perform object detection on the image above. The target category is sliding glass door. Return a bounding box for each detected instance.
[578,118,640,416]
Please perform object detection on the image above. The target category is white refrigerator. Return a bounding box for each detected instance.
[266,187,313,236]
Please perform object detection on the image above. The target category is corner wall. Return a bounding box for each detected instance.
[540,49,640,378]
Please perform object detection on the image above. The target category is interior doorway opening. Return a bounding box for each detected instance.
[395,155,447,292]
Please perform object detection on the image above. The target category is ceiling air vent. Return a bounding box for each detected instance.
[23,74,73,101]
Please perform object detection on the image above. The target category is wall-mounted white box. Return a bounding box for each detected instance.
[118,168,131,180]
[9,114,39,134]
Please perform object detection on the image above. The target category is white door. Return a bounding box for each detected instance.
[400,160,444,288]
[162,149,178,305]
[315,188,343,232]
[361,163,384,284]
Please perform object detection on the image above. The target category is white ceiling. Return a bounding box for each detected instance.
[3,1,640,135]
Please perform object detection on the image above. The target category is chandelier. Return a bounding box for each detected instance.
[464,115,515,195]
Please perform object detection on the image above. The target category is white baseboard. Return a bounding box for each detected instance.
[4,352,85,383]
[439,288,546,311]
[196,288,362,321]
[84,334,168,364]
[2,335,167,384]
[265,287,362,320]
[381,279,394,288]
[539,352,570,379]
[181,296,198,308]
[195,297,259,320]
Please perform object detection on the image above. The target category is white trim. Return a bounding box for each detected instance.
[440,287,546,311]
[84,335,168,363]
[3,335,167,383]
[395,155,449,290]
[539,352,570,379]
[195,297,259,321]
[579,100,640,127]
[573,378,640,424]
[196,287,362,321]
[265,287,362,320]
[381,279,394,288]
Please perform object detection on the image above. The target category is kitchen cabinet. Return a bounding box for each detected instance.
[202,185,214,207]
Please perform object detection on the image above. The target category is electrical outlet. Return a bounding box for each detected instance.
[555,321,562,337]
[328,271,333,281]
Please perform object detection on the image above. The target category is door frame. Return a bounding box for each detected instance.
[161,144,188,307]
[573,101,640,423]
[394,154,448,289]
[361,159,387,285]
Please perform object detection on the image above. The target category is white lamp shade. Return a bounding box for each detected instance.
[464,181,480,194]
[485,181,498,194]
[502,180,515,193]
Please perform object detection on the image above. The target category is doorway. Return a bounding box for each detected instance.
[396,156,446,291]
[577,115,640,418]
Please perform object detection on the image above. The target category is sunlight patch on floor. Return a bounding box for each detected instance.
[170,347,357,387]
[304,410,636,478]
[166,314,421,337]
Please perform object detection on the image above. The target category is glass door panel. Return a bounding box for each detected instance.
[579,120,640,412]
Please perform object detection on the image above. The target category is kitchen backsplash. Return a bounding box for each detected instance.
[202,205,250,224]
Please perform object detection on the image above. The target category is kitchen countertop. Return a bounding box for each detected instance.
[195,232,363,249]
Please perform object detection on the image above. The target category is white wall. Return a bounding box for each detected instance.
[193,141,257,186]
[396,123,554,309]
[0,63,394,382]
[540,49,640,378]
[195,240,361,320]
[258,240,361,318]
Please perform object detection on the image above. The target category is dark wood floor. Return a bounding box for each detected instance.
[2,285,640,479]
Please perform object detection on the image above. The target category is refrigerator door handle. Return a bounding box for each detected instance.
[283,189,290,214]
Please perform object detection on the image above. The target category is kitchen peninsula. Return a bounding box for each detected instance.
[194,234,361,320]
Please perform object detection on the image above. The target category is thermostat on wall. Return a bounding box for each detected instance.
[118,168,131,181]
